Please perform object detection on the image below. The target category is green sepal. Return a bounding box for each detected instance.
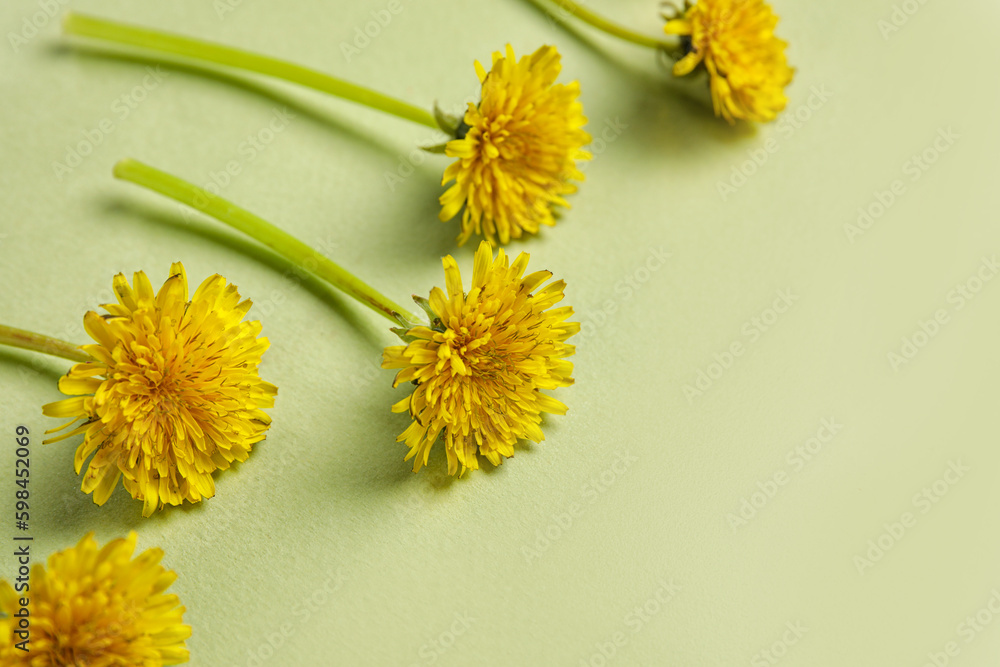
[420,142,451,154]
[433,102,461,135]
[412,295,439,323]
[390,327,418,343]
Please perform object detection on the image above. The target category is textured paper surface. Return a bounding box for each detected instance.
[1,0,998,665]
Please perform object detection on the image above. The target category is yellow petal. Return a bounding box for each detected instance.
[442,255,464,297]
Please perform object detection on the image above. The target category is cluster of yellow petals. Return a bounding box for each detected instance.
[439,45,591,246]
[0,532,190,666]
[43,263,276,517]
[382,242,578,475]
[665,0,794,123]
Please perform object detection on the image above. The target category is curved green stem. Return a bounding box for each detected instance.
[0,325,89,364]
[525,0,676,50]
[63,12,440,130]
[113,158,423,329]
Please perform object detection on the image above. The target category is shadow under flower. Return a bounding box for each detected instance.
[0,348,69,383]
[48,42,433,164]
[42,458,150,535]
[99,196,389,353]
[52,42,466,258]
[337,401,552,502]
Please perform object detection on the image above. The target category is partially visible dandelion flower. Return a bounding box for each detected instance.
[382,241,578,475]
[439,45,591,247]
[42,263,277,517]
[0,532,190,666]
[665,0,794,123]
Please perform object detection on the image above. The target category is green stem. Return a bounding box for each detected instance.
[526,0,676,50]
[0,325,89,364]
[63,12,440,130]
[113,158,423,329]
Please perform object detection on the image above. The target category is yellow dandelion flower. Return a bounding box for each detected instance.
[382,241,579,475]
[665,0,794,123]
[439,45,591,247]
[65,16,592,248]
[0,532,190,666]
[42,263,277,517]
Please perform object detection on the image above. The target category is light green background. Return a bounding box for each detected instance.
[2,0,999,665]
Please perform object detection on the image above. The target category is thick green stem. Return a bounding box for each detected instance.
[63,12,440,130]
[0,325,89,364]
[526,0,676,50]
[113,159,423,329]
